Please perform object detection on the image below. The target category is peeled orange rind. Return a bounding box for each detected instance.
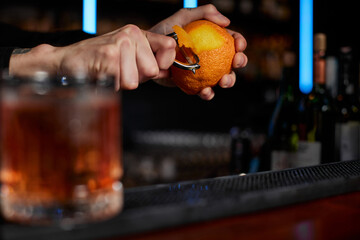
[171,20,235,95]
[172,25,196,52]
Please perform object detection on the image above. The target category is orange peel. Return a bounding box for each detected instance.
[171,20,235,95]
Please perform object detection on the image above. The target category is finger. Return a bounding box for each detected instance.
[120,38,139,90]
[96,45,121,91]
[145,31,176,70]
[156,69,171,81]
[173,4,230,28]
[227,29,247,52]
[198,87,215,101]
[218,71,236,88]
[233,52,248,69]
[119,28,159,83]
[200,4,231,27]
[100,63,121,91]
[153,75,176,87]
[112,62,121,91]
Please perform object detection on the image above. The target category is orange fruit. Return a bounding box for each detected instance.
[171,20,235,95]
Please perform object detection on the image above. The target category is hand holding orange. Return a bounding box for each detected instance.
[171,20,236,95]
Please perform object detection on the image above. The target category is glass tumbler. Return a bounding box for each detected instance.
[0,73,123,225]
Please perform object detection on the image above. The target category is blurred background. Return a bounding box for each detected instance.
[1,0,359,187]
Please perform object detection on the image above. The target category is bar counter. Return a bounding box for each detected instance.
[2,160,360,240]
[121,191,360,240]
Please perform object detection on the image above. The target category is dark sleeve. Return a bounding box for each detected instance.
[0,22,95,71]
[0,47,15,70]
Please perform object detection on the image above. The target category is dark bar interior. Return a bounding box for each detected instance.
[1,0,360,239]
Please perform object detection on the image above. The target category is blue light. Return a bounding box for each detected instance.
[83,0,97,34]
[299,0,313,94]
[184,0,197,8]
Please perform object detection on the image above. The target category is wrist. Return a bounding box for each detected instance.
[9,44,59,77]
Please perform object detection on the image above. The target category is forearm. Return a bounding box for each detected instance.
[9,44,60,77]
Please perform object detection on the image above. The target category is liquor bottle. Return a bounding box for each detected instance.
[268,51,299,170]
[230,127,252,174]
[297,33,336,165]
[326,55,338,99]
[334,46,360,161]
[313,33,336,164]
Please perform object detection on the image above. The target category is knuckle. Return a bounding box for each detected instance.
[165,37,177,49]
[123,24,142,36]
[143,65,159,78]
[119,36,132,48]
[204,4,218,14]
[113,32,132,49]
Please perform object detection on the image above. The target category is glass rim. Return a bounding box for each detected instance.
[1,71,115,89]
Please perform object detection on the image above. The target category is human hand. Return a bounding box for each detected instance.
[150,4,248,100]
[9,25,176,91]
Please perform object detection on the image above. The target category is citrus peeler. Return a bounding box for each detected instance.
[167,32,200,74]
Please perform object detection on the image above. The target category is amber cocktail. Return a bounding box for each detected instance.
[0,75,123,225]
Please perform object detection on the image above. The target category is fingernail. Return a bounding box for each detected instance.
[202,87,211,96]
[223,76,231,88]
[239,40,246,51]
[200,88,212,99]
[241,55,247,67]
[237,56,244,68]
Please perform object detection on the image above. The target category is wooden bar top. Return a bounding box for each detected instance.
[2,161,360,240]
[118,191,360,240]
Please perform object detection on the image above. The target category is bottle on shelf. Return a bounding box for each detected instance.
[230,127,252,174]
[325,55,338,100]
[334,46,360,161]
[268,51,299,170]
[296,33,336,166]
